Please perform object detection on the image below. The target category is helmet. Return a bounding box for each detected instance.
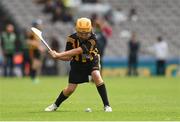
[76,17,92,33]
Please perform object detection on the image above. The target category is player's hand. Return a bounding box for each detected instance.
[48,50,58,59]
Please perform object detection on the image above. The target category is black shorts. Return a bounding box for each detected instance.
[69,56,100,84]
[33,49,41,59]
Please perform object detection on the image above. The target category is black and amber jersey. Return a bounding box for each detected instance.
[65,33,99,63]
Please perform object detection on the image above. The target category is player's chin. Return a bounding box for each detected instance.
[79,35,90,40]
[80,37,89,40]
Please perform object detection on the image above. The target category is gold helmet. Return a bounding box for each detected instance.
[76,17,92,33]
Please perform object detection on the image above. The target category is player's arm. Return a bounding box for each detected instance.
[49,36,83,61]
[57,47,83,57]
[48,50,72,61]
[57,56,72,61]
[49,47,83,60]
[49,41,92,60]
[49,35,92,60]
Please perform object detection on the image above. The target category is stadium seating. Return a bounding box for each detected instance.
[1,0,180,57]
[103,0,180,57]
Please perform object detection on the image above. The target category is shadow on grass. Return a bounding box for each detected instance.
[28,109,102,113]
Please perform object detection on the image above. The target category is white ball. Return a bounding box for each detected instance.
[85,108,92,112]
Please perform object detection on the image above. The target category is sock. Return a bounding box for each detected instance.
[55,91,68,107]
[97,83,110,107]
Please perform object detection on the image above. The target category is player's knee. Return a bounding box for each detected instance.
[92,73,103,82]
[92,71,103,86]
[93,75,104,86]
[94,77,102,82]
[67,87,76,94]
[63,87,75,96]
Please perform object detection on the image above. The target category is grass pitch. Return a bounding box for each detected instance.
[0,76,180,121]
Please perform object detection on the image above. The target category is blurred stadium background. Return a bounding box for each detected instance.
[0,0,180,121]
[0,0,180,77]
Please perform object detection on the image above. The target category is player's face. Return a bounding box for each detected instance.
[77,32,91,40]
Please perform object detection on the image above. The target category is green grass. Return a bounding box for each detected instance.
[0,76,180,121]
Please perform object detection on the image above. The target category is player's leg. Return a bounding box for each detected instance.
[55,83,78,106]
[45,83,78,111]
[127,58,132,76]
[161,60,166,75]
[156,60,161,75]
[30,59,36,80]
[3,55,8,77]
[91,70,112,112]
[9,54,14,76]
[133,59,138,76]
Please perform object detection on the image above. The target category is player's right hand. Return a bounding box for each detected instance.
[49,50,58,59]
